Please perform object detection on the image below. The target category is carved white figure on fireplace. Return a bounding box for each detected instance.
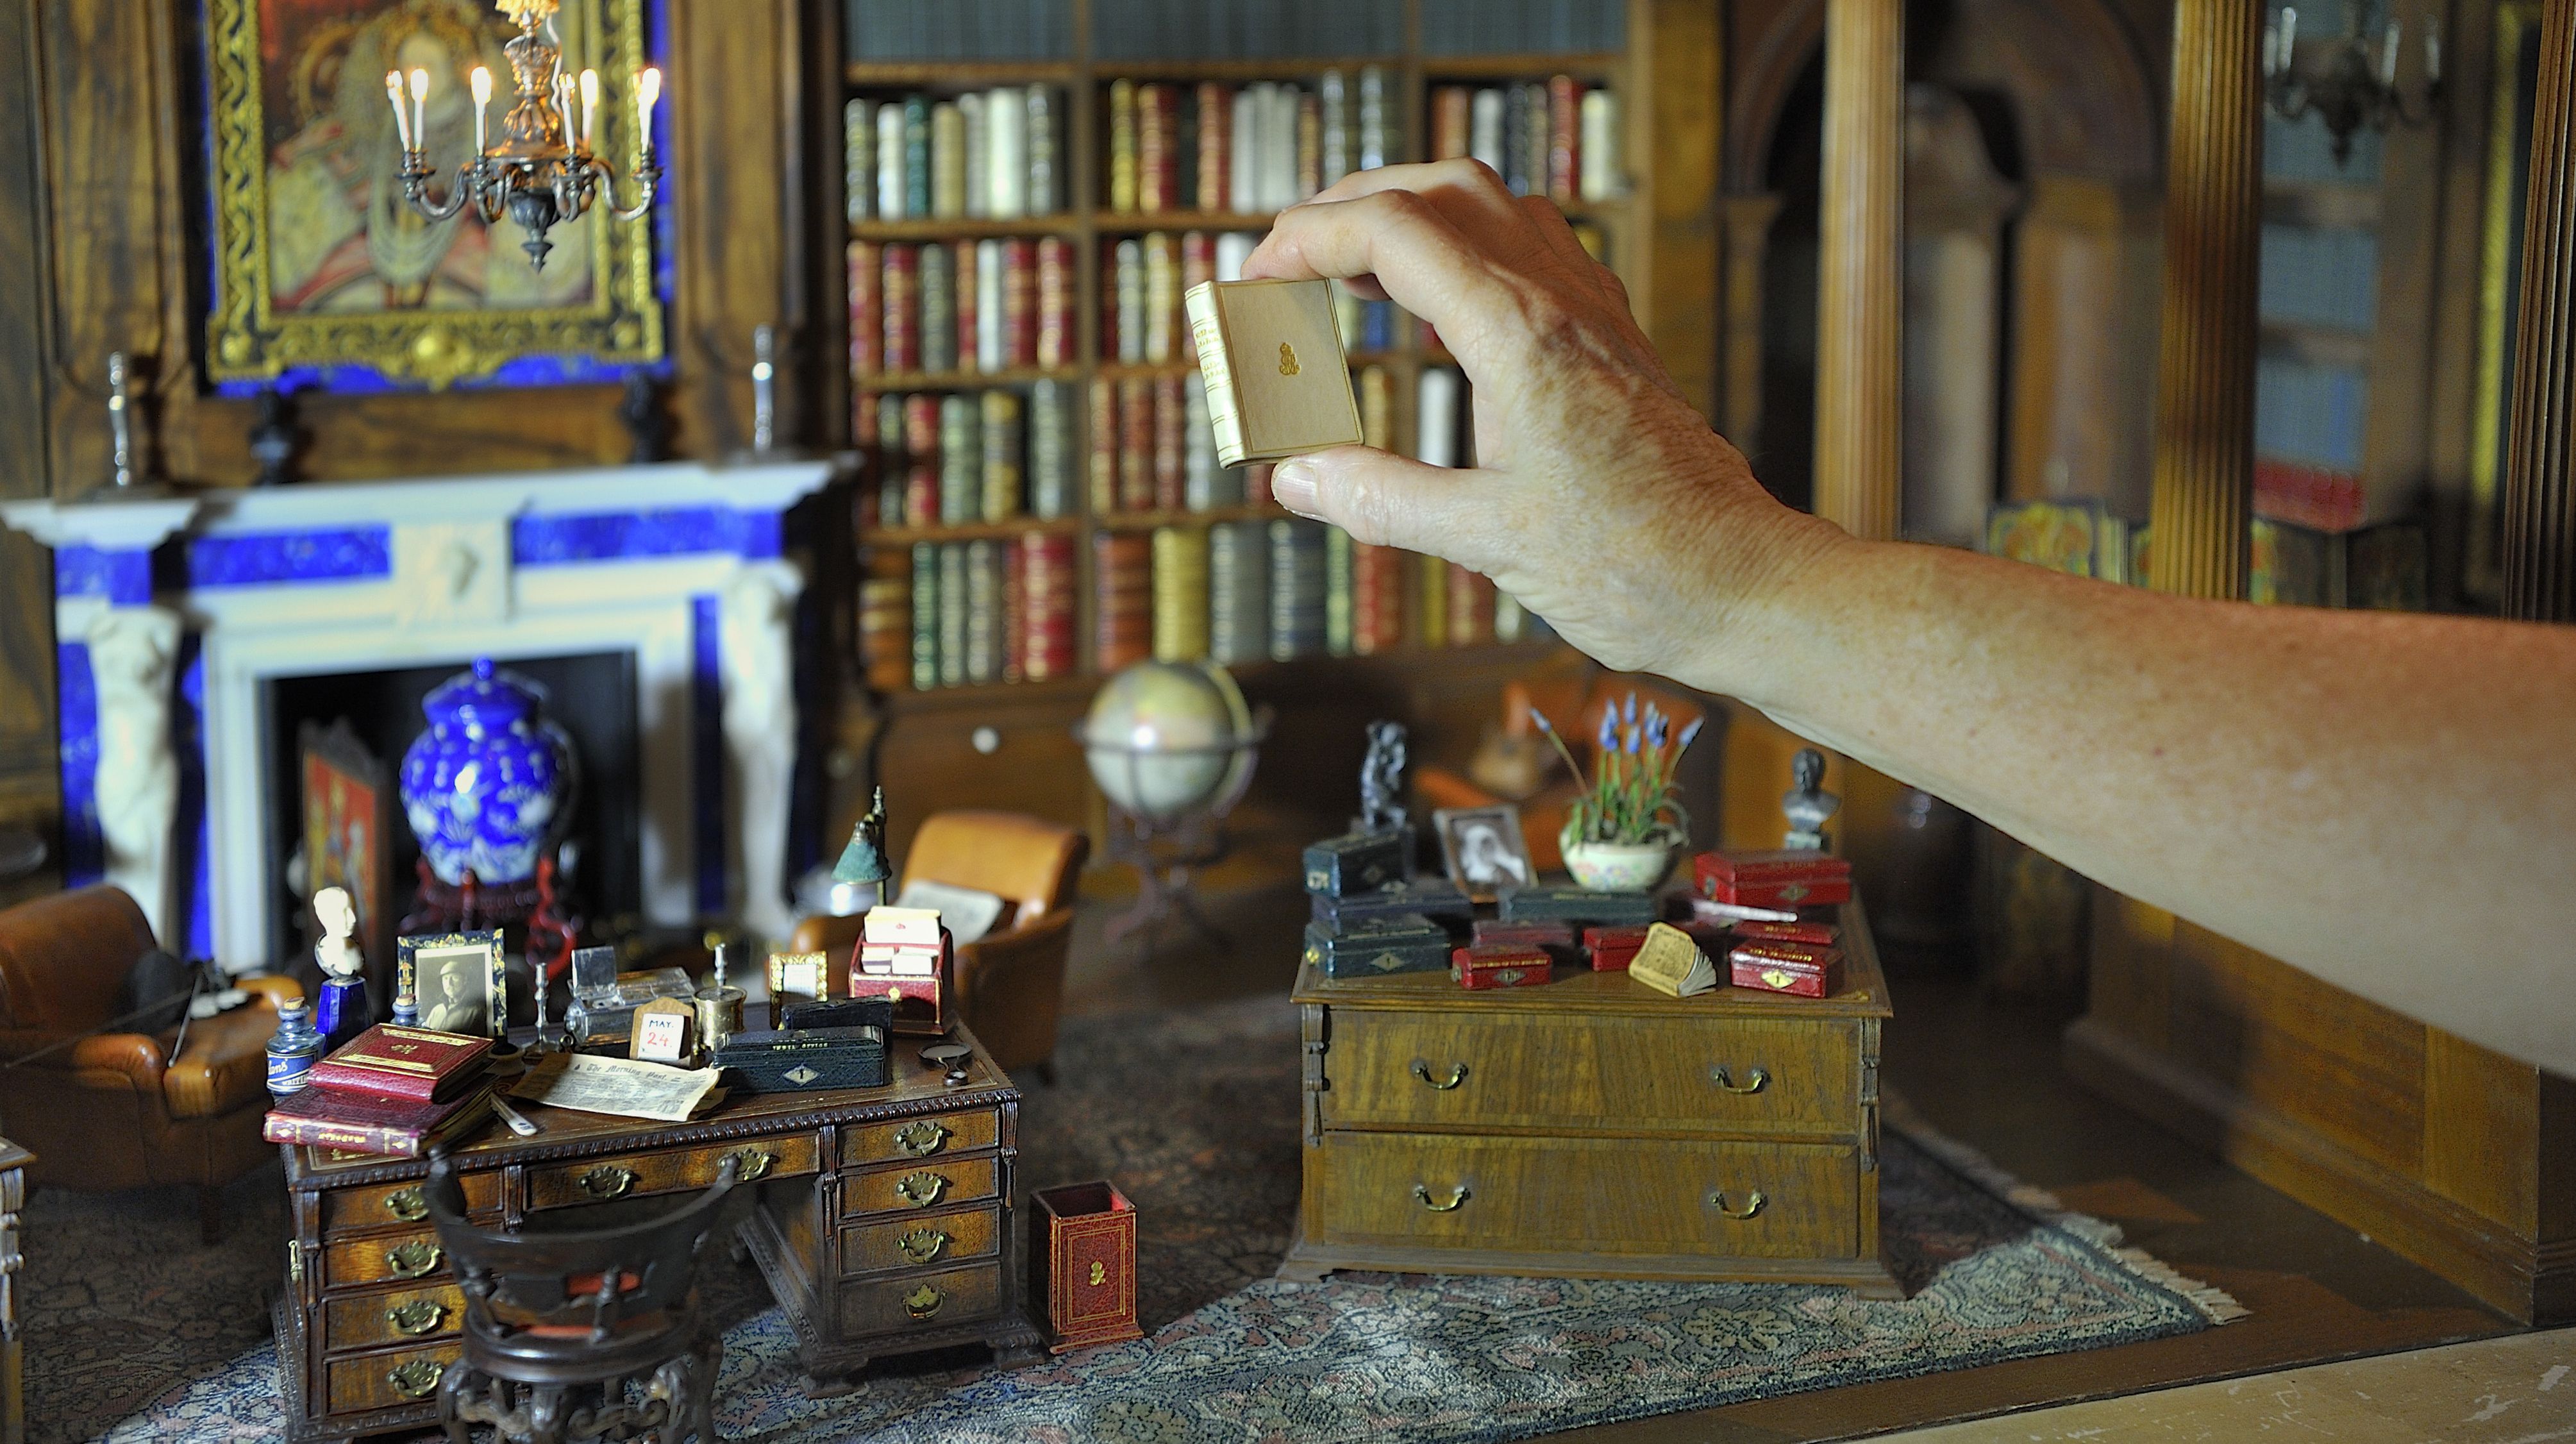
[721,564,802,943]
[88,605,183,951]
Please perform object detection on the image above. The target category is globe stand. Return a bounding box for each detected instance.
[1085,711,1269,964]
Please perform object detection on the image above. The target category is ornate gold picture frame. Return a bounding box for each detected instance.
[203,0,663,389]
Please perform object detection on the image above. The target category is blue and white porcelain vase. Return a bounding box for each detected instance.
[398,658,576,886]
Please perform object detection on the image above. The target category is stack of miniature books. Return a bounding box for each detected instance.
[263,1024,498,1159]
[852,905,952,1035]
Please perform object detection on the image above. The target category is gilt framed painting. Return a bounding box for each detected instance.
[201,0,663,389]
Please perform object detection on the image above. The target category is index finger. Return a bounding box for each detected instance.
[1239,187,1524,353]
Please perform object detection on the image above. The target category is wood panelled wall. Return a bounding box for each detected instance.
[0,0,833,882]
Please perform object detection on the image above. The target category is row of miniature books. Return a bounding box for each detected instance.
[846,88,1067,222]
[861,523,1535,692]
[1428,80,1622,204]
[1105,73,1396,215]
[263,1024,498,1160]
[854,360,1448,533]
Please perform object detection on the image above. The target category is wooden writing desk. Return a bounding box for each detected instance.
[272,1025,1041,1443]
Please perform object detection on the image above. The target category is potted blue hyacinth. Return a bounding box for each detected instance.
[1532,694,1703,893]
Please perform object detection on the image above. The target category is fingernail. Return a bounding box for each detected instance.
[1271,460,1321,515]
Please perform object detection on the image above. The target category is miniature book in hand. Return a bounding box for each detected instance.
[1185,278,1363,466]
[1628,921,1719,999]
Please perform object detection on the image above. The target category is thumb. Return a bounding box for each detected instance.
[1268,446,1502,567]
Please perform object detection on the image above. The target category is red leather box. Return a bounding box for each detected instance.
[1727,940,1846,998]
[1451,944,1555,989]
[1581,925,1652,972]
[1731,919,1841,947]
[1030,1180,1143,1353]
[1693,850,1853,909]
[1470,918,1578,965]
[845,968,950,1036]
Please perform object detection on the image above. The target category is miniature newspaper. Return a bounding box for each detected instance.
[511,1052,724,1122]
[1628,922,1719,999]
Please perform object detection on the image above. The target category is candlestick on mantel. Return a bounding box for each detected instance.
[580,70,599,154]
[637,65,661,149]
[470,65,491,155]
[385,70,414,151]
[407,67,428,150]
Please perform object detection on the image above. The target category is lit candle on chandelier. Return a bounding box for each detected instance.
[636,65,662,152]
[2380,19,2401,87]
[469,65,492,156]
[407,67,428,154]
[385,70,414,151]
[579,69,600,155]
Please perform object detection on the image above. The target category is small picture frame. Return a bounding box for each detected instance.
[1435,805,1535,902]
[767,950,835,1002]
[397,930,508,1041]
[630,997,698,1064]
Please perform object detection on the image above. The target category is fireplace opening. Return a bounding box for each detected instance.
[264,651,643,970]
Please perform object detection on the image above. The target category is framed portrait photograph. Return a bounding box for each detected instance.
[399,930,507,1041]
[1435,806,1535,902]
[201,0,662,389]
[300,720,392,994]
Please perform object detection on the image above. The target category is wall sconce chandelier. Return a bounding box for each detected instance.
[2262,4,2441,167]
[385,0,662,270]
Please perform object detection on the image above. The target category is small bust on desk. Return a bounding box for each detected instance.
[1782,748,1841,852]
[311,887,369,1050]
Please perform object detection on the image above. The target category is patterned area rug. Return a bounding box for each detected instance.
[72,996,2239,1444]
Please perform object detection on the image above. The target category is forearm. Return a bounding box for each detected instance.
[1720,534,2576,1073]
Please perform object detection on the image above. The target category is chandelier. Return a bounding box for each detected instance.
[2262,4,2441,167]
[385,0,662,269]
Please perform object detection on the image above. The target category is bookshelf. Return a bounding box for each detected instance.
[830,0,1705,861]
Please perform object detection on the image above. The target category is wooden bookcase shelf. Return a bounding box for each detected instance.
[857,365,1085,390]
[848,216,1083,240]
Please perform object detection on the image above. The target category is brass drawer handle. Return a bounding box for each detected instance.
[1709,1065,1769,1095]
[1410,1061,1469,1091]
[1707,1188,1768,1220]
[387,1357,444,1400]
[387,1299,447,1336]
[896,1226,950,1264]
[903,1282,945,1320]
[726,1148,775,1183]
[894,1120,952,1156]
[580,1164,639,1200]
[894,1170,949,1207]
[1414,1184,1471,1213]
[384,1240,443,1279]
[383,1186,428,1223]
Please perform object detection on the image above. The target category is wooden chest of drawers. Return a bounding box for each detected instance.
[1282,898,1897,1295]
[273,1027,1041,1443]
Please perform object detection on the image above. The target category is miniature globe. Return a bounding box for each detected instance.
[1081,661,1257,821]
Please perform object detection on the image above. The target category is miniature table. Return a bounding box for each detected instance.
[0,1138,26,1444]
[271,1026,1041,1443]
[1284,897,1897,1295]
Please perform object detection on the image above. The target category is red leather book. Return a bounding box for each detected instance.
[264,1080,496,1159]
[1546,76,1581,204]
[1432,86,1471,162]
[1117,376,1155,512]
[1582,924,1652,972]
[860,546,912,693]
[902,395,942,528]
[305,1024,494,1103]
[1138,83,1175,212]
[1019,532,1078,681]
[1296,91,1321,199]
[1733,919,1841,947]
[1002,532,1027,684]
[1451,944,1554,990]
[1194,83,1230,211]
[1002,238,1036,367]
[1352,543,1404,654]
[1727,940,1846,998]
[1088,380,1119,514]
[880,244,919,372]
[1037,237,1073,367]
[1152,375,1186,510]
[953,240,978,374]
[1446,564,1495,645]
[1181,229,1214,294]
[848,240,882,378]
[1694,850,1853,909]
[1094,531,1153,673]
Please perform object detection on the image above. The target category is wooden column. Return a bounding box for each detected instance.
[2145,0,2263,600]
[1812,0,1904,541]
[1720,192,1783,451]
[2502,0,2576,620]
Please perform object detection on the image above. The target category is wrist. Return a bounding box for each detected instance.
[1673,501,1858,706]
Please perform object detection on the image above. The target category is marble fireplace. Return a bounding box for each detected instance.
[0,460,834,971]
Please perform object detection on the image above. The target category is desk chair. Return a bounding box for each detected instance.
[426,1151,751,1444]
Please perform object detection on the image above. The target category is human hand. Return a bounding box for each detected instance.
[1242,161,1845,694]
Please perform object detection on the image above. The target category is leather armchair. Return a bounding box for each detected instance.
[0,886,299,1241]
[792,810,1088,1082]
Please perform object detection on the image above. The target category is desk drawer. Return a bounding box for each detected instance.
[1305,1130,1861,1260]
[325,1340,461,1415]
[1325,1009,1859,1137]
[322,1172,499,1234]
[525,1134,819,1212]
[841,1155,1000,1218]
[836,1261,1003,1338]
[841,1204,1003,1276]
[322,1282,465,1352]
[322,1229,450,1291]
[842,1107,1001,1166]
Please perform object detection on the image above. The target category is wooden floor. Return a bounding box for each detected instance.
[1063,879,2521,1442]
